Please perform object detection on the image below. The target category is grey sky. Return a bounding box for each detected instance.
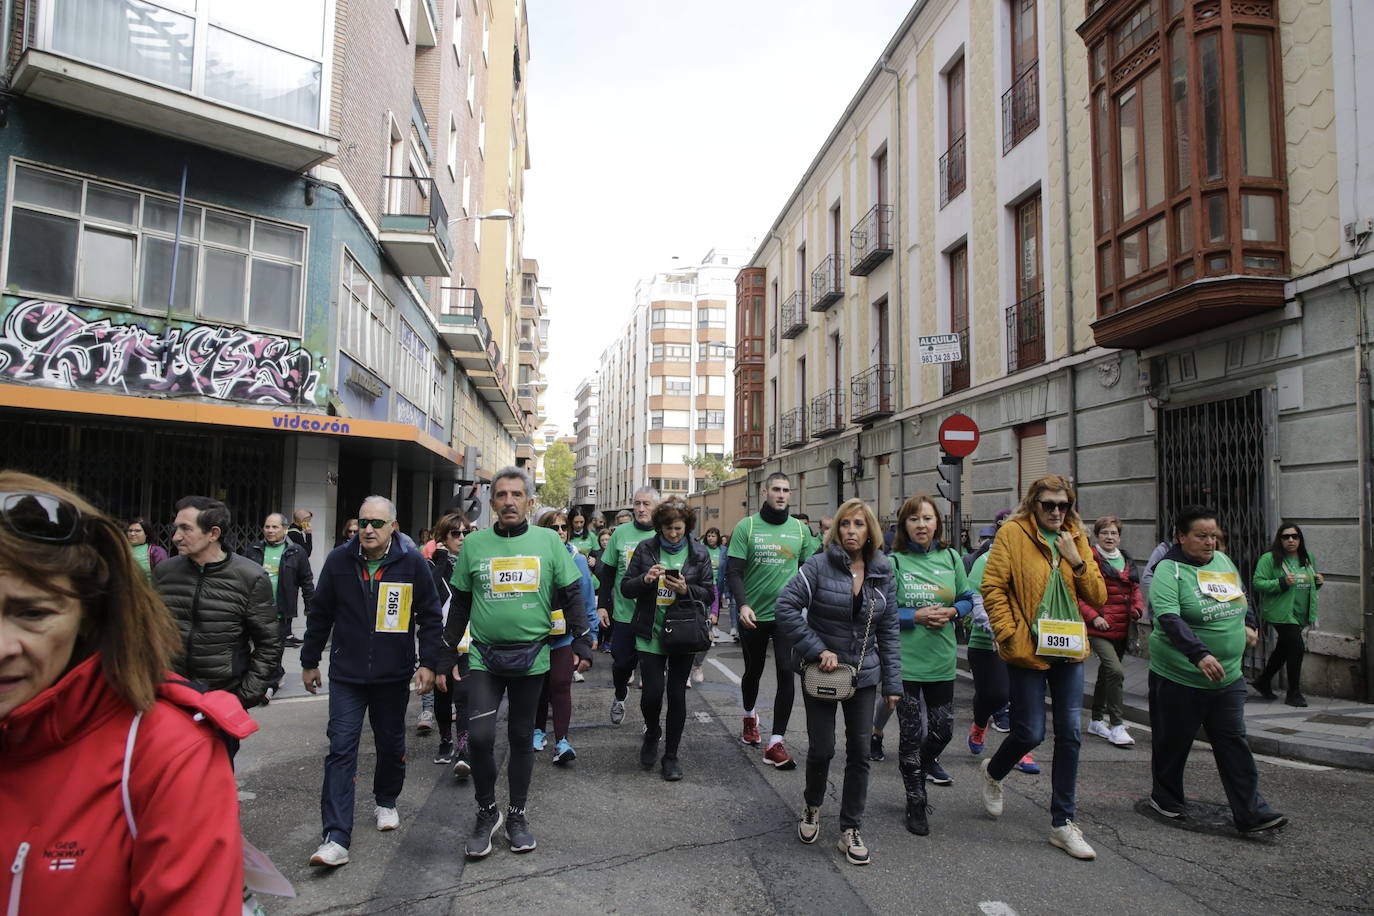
[523,0,913,432]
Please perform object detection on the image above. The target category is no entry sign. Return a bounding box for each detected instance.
[938,413,980,458]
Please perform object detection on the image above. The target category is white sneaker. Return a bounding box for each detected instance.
[692,665,705,684]
[1049,820,1097,860]
[416,709,436,735]
[1087,719,1113,741]
[797,805,821,844]
[573,670,585,683]
[610,699,626,726]
[309,840,349,867]
[375,806,400,831]
[1108,723,1135,746]
[980,759,1003,817]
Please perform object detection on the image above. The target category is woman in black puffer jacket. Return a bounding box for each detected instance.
[776,498,901,868]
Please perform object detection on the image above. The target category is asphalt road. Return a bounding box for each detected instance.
[236,641,1374,916]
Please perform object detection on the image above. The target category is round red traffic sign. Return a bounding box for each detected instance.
[938,412,980,458]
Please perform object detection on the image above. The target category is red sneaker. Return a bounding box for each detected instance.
[741,716,761,747]
[763,741,797,770]
[967,722,987,755]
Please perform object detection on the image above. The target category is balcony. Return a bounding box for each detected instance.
[780,407,808,449]
[1002,61,1039,154]
[849,205,894,276]
[414,0,439,46]
[939,134,967,208]
[380,175,452,275]
[850,365,895,423]
[780,291,808,339]
[811,389,845,437]
[942,328,971,395]
[11,0,336,173]
[438,287,489,358]
[810,254,844,310]
[1006,290,1045,373]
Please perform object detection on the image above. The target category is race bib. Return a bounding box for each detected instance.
[656,577,676,607]
[374,582,413,633]
[457,626,471,653]
[550,609,567,636]
[488,556,540,594]
[1036,618,1088,660]
[1197,570,1242,602]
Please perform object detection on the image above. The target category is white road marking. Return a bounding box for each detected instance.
[979,903,1020,916]
[694,712,713,725]
[707,658,742,685]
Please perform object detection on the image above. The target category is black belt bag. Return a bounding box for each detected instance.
[472,640,545,676]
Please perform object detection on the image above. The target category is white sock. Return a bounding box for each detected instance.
[744,709,756,719]
[768,734,783,748]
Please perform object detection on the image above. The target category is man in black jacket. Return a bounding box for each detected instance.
[243,513,315,649]
[302,495,443,869]
[156,496,281,710]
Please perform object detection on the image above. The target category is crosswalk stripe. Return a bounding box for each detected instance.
[707,658,742,685]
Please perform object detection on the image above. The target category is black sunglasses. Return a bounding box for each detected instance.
[358,518,390,530]
[447,528,469,538]
[1280,533,1301,540]
[552,523,568,531]
[1038,500,1072,513]
[0,491,86,544]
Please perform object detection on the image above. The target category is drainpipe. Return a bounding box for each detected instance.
[879,54,905,513]
[1056,0,1080,487]
[1,0,15,79]
[1352,274,1374,701]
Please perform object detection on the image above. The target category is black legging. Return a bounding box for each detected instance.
[466,669,543,810]
[611,621,639,702]
[1258,622,1306,692]
[435,655,470,741]
[968,646,1010,727]
[639,651,694,756]
[740,620,794,735]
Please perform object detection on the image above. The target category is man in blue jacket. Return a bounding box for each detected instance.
[301,495,443,868]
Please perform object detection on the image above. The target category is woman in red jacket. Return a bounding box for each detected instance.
[0,471,255,915]
[1077,515,1144,747]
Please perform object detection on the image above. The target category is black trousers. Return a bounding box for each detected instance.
[1258,623,1305,692]
[967,646,1010,727]
[1148,672,1277,828]
[610,620,639,702]
[802,685,876,830]
[740,621,795,736]
[639,651,694,757]
[467,669,543,810]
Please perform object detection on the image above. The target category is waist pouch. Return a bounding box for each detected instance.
[472,640,545,675]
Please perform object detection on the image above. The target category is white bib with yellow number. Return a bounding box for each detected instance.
[1197,570,1243,602]
[1036,618,1089,660]
[374,582,413,633]
[488,556,541,594]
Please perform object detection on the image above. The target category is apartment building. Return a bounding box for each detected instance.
[573,376,600,508]
[516,259,550,474]
[0,0,532,558]
[734,0,1369,697]
[596,250,747,514]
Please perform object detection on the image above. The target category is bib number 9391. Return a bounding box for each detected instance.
[1036,619,1088,660]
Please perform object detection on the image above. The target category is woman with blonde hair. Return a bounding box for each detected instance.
[0,471,256,913]
[776,498,901,866]
[979,475,1107,860]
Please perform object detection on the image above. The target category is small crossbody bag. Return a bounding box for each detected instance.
[801,591,875,702]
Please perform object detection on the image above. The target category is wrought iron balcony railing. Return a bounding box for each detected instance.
[1006,290,1045,373]
[850,365,895,422]
[811,388,845,437]
[939,134,966,209]
[780,407,807,449]
[849,204,894,276]
[810,253,844,310]
[942,327,971,395]
[1002,61,1040,154]
[780,290,808,339]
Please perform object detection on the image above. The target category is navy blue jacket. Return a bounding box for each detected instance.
[301,536,443,684]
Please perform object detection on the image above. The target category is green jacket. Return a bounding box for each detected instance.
[1252,551,1320,626]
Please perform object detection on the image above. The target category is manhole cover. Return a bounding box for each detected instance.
[1308,714,1374,728]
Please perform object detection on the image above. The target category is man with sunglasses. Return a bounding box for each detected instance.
[301,496,443,868]
[155,496,281,712]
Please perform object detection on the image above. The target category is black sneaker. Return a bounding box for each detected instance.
[1250,679,1278,700]
[433,738,455,765]
[505,806,536,853]
[868,734,885,761]
[926,759,953,786]
[661,755,683,782]
[905,800,931,836]
[640,728,661,770]
[1148,797,1186,819]
[465,805,503,859]
[1285,692,1308,708]
[1240,812,1288,834]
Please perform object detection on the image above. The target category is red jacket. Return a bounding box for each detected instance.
[1,653,257,915]
[1076,546,1144,641]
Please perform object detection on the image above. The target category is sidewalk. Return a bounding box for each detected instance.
[958,647,1374,771]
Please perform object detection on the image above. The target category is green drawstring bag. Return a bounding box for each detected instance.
[1033,543,1089,660]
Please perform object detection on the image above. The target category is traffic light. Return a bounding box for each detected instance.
[936,455,963,506]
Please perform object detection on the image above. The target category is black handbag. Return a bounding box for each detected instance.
[660,598,712,654]
[472,640,546,676]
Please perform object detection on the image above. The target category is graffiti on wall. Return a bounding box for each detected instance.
[0,299,322,405]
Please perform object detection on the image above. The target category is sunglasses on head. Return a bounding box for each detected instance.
[358,518,390,530]
[0,491,87,544]
[1038,500,1072,513]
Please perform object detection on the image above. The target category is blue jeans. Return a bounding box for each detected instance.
[320,679,410,848]
[988,661,1084,827]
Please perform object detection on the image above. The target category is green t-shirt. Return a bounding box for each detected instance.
[1148,552,1249,690]
[967,552,995,650]
[727,514,817,622]
[892,547,970,682]
[636,545,688,655]
[262,543,286,600]
[1106,553,1126,573]
[451,526,581,676]
[606,523,657,624]
[1287,559,1314,621]
[366,557,385,578]
[132,543,152,583]
[568,530,596,556]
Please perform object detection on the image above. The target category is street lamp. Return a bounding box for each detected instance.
[449,208,514,225]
